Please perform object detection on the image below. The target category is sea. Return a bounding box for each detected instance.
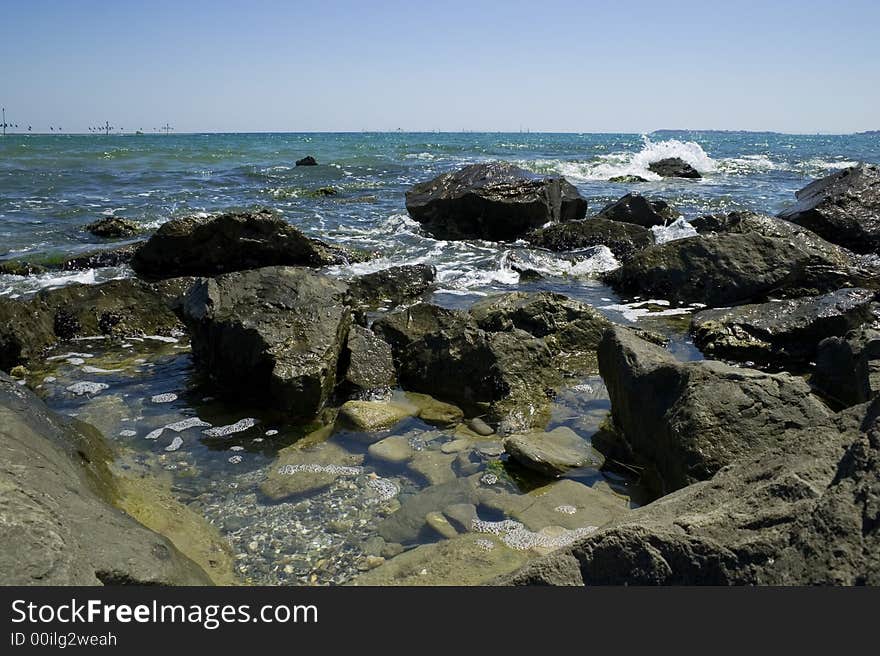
[1,130,877,585]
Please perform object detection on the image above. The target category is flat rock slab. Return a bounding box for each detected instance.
[260,440,364,501]
[367,435,415,465]
[504,427,604,477]
[338,400,416,432]
[511,479,629,531]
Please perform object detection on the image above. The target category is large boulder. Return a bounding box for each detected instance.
[348,264,436,310]
[648,157,701,179]
[340,325,396,394]
[0,373,211,585]
[691,288,877,368]
[0,278,185,371]
[405,162,587,241]
[131,209,369,279]
[778,164,880,254]
[498,398,877,586]
[598,326,833,494]
[181,266,352,419]
[503,426,604,477]
[372,303,469,359]
[596,193,676,228]
[814,326,880,408]
[605,229,863,307]
[525,218,654,262]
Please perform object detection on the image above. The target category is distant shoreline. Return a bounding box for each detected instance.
[1,129,878,137]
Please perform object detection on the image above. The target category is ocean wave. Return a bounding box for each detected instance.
[0,266,129,298]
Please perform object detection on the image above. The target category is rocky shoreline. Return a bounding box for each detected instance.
[1,161,878,586]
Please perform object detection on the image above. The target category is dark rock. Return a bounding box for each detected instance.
[348,264,436,310]
[181,266,351,419]
[778,164,880,254]
[648,157,701,179]
[691,288,877,368]
[0,373,210,585]
[503,426,604,477]
[296,156,318,166]
[0,260,47,276]
[608,175,647,183]
[525,218,654,262]
[85,216,140,239]
[313,186,337,196]
[341,325,396,393]
[606,229,863,307]
[814,326,880,408]
[131,209,370,279]
[598,325,832,495]
[0,279,185,371]
[372,303,468,360]
[597,193,677,228]
[0,244,140,276]
[405,162,587,241]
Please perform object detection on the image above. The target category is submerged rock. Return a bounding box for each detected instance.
[598,325,833,494]
[261,437,364,501]
[0,278,184,371]
[524,218,654,262]
[503,426,604,477]
[131,209,369,279]
[691,288,877,368]
[338,399,416,432]
[608,175,647,183]
[597,193,677,228]
[405,162,587,241]
[181,266,351,418]
[86,216,140,238]
[0,373,211,585]
[777,163,880,254]
[404,392,464,427]
[648,157,701,179]
[348,264,436,310]
[296,156,318,166]
[814,326,880,407]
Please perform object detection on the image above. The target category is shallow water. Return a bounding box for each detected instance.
[3,130,878,584]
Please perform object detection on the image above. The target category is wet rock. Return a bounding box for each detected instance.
[339,400,415,432]
[598,325,833,494]
[499,398,877,586]
[341,325,396,393]
[503,426,605,477]
[407,451,458,486]
[777,163,880,254]
[181,266,351,418]
[525,218,654,262]
[0,373,211,585]
[443,503,478,533]
[467,418,495,436]
[368,435,414,465]
[131,209,369,279]
[608,175,647,183]
[0,278,184,371]
[405,162,587,241]
[313,186,337,197]
[425,511,459,539]
[348,264,436,310]
[296,156,318,166]
[648,157,701,179]
[597,193,677,228]
[261,438,364,501]
[606,230,863,307]
[377,477,479,544]
[86,216,140,238]
[691,288,877,368]
[814,326,880,407]
[350,533,528,585]
[372,303,468,360]
[404,392,464,427]
[510,478,629,531]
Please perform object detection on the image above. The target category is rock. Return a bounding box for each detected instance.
[525,218,655,262]
[260,438,364,501]
[598,325,833,494]
[0,278,184,371]
[597,193,677,228]
[467,418,495,436]
[313,186,337,197]
[372,303,468,360]
[341,325,396,393]
[608,175,647,183]
[296,156,318,166]
[404,392,464,427]
[131,209,369,279]
[407,451,458,486]
[368,435,414,465]
[350,533,529,586]
[405,162,587,241]
[181,266,351,418]
[348,265,436,310]
[61,244,141,270]
[340,400,415,432]
[814,326,880,407]
[777,163,880,254]
[647,157,701,179]
[377,478,479,544]
[503,426,604,477]
[425,511,459,539]
[498,398,877,586]
[510,478,628,531]
[606,230,863,307]
[0,373,210,585]
[442,503,478,533]
[691,288,877,368]
[86,216,140,238]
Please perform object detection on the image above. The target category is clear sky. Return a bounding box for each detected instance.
[1,0,877,134]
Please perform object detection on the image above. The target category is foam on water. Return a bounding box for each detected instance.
[203,417,257,437]
[651,218,699,244]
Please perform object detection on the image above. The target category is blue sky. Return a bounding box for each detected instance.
[1,0,877,133]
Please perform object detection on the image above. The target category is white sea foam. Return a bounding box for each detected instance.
[66,381,109,396]
[166,417,212,432]
[651,218,699,244]
[0,267,129,298]
[203,417,257,437]
[165,436,184,452]
[151,393,178,403]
